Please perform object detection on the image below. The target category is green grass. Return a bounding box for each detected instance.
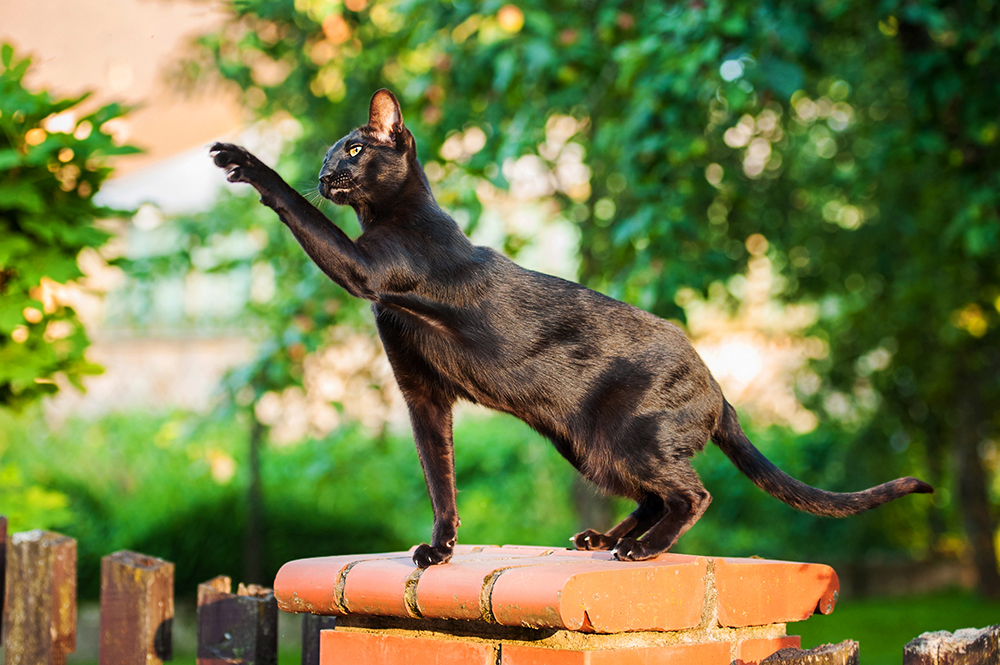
[795,589,1000,664]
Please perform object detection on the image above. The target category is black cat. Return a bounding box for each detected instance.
[211,89,932,567]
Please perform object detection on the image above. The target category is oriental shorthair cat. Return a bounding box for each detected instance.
[211,89,932,567]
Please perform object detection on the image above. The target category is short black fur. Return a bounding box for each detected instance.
[211,90,933,567]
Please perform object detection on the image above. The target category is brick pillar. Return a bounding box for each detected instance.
[274,546,841,665]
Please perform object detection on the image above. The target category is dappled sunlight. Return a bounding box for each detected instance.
[679,243,821,433]
[253,332,405,445]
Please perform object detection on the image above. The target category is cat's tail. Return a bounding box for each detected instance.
[710,400,933,516]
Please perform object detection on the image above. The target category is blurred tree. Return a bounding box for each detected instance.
[175,0,998,593]
[0,43,137,410]
[0,42,137,534]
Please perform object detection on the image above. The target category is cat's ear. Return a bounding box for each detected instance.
[368,89,404,144]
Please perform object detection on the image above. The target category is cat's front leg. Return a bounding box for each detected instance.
[407,394,460,568]
[211,143,375,299]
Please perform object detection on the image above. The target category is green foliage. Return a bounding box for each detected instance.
[0,463,72,532]
[1,408,580,598]
[0,42,138,410]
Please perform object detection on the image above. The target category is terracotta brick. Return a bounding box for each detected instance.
[479,546,702,564]
[447,544,495,555]
[736,636,802,664]
[715,558,839,628]
[416,550,567,621]
[319,630,495,665]
[490,555,707,632]
[478,545,559,556]
[340,556,418,617]
[278,548,839,636]
[501,641,732,665]
[275,553,402,614]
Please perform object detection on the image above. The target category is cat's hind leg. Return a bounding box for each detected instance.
[612,464,712,561]
[572,494,665,551]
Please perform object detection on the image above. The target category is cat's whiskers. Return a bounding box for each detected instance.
[299,183,328,209]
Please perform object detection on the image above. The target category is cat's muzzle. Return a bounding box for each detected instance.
[319,172,356,200]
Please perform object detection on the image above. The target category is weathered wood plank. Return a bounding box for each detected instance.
[904,625,1000,665]
[3,530,77,665]
[762,640,859,665]
[197,576,277,665]
[1,516,7,632]
[301,615,336,665]
[99,551,174,665]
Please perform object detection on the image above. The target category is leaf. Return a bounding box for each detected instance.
[0,294,29,333]
[0,184,43,213]
[0,149,21,170]
[759,56,804,100]
[493,50,517,93]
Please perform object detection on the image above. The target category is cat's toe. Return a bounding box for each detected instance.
[611,537,656,562]
[210,143,254,182]
[210,143,239,166]
[572,529,613,551]
[412,543,453,568]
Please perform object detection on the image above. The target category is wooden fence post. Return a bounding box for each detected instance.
[904,625,1000,665]
[1,515,7,633]
[763,640,860,665]
[99,551,174,665]
[197,575,277,665]
[301,615,336,665]
[2,530,76,665]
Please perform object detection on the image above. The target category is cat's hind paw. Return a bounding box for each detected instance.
[571,529,616,551]
[412,542,454,568]
[610,537,658,562]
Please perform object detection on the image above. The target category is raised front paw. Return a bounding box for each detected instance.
[210,142,260,184]
[572,528,616,551]
[412,543,454,568]
[611,536,659,562]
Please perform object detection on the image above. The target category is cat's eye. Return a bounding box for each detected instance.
[349,145,363,157]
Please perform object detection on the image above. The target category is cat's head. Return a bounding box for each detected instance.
[318,89,425,211]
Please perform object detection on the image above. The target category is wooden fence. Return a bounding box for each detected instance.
[0,517,323,665]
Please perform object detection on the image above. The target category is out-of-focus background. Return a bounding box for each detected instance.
[1,0,998,662]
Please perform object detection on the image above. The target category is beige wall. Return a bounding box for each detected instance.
[0,0,244,173]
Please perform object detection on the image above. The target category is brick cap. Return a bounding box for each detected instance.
[275,545,839,634]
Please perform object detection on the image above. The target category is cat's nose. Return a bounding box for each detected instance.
[318,161,340,182]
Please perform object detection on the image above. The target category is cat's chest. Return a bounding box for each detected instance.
[373,299,511,395]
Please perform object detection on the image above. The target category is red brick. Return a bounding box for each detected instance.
[278,548,839,635]
[340,556,418,617]
[416,550,565,621]
[319,630,495,665]
[714,558,839,627]
[490,555,707,632]
[275,553,401,614]
[479,546,702,563]
[501,641,732,665]
[478,545,559,556]
[736,636,802,664]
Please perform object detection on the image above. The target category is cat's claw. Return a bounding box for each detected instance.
[210,142,256,184]
[572,529,615,551]
[412,543,454,568]
[611,537,657,562]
